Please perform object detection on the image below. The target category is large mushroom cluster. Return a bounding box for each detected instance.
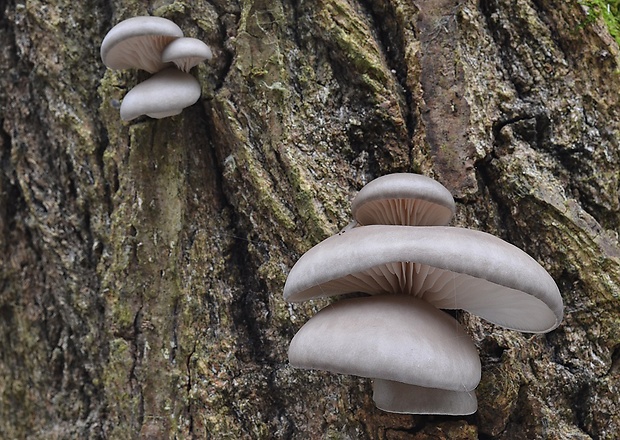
[284,173,564,415]
[101,16,212,121]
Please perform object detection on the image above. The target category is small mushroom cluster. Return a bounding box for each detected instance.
[101,16,212,121]
[284,173,564,415]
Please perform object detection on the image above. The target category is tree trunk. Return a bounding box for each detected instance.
[1,0,619,438]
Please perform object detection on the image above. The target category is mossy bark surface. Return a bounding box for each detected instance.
[1,0,619,438]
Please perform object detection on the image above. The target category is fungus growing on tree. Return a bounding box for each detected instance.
[120,68,201,121]
[289,295,481,415]
[284,225,563,332]
[161,37,213,72]
[284,173,564,414]
[101,16,212,120]
[351,173,456,226]
[100,16,183,73]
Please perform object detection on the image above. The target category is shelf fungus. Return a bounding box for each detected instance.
[284,173,564,415]
[101,16,212,120]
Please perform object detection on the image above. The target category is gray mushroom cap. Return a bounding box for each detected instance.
[161,37,213,72]
[352,173,456,226]
[101,16,183,73]
[372,379,477,415]
[120,68,201,121]
[288,295,481,395]
[283,225,563,332]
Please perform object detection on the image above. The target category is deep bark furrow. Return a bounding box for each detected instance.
[0,0,619,438]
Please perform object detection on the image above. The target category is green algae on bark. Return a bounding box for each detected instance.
[1,0,620,439]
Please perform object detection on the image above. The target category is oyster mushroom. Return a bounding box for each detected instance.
[120,68,201,121]
[161,37,213,72]
[283,173,564,414]
[372,379,478,415]
[289,295,480,415]
[101,16,184,73]
[284,225,563,332]
[352,173,456,226]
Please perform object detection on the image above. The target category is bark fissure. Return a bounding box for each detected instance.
[415,0,477,197]
[359,0,417,144]
[1,1,620,438]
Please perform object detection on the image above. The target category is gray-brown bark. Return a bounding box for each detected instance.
[1,0,619,438]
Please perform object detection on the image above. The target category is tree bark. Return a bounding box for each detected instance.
[1,0,619,438]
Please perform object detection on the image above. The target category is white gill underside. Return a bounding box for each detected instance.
[120,35,178,73]
[172,57,200,73]
[309,260,557,331]
[359,199,448,226]
[320,262,503,310]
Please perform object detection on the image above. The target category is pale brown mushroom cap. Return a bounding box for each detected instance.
[101,16,183,73]
[288,295,481,393]
[283,225,563,332]
[120,68,201,121]
[161,37,213,72]
[352,173,456,226]
[372,379,478,415]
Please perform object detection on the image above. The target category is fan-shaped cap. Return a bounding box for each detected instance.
[161,37,213,72]
[372,379,477,415]
[352,173,456,226]
[101,16,183,73]
[288,295,481,395]
[120,68,201,121]
[283,225,563,332]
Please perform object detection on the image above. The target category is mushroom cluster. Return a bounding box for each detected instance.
[101,16,212,121]
[284,173,564,415]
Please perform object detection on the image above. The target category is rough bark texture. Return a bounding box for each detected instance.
[1,0,619,439]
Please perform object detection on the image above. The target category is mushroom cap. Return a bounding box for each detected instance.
[161,37,213,72]
[372,379,477,415]
[120,68,201,121]
[101,16,183,73]
[351,173,456,226]
[288,295,481,393]
[283,225,563,332]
